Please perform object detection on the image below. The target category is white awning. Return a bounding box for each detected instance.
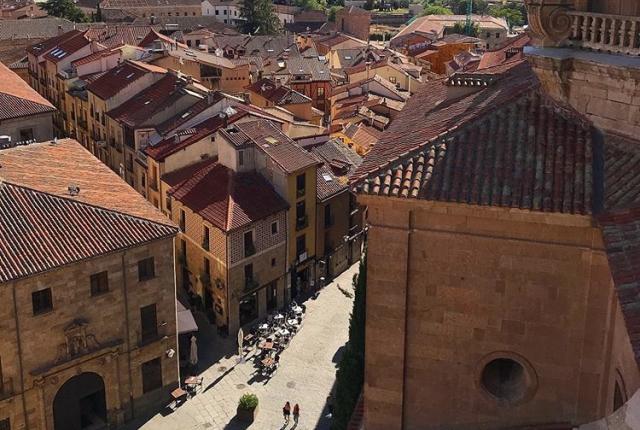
[177,301,198,334]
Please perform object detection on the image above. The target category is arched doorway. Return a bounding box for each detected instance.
[53,372,107,430]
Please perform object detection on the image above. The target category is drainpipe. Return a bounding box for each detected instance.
[400,209,412,429]
[12,281,30,430]
[121,251,134,420]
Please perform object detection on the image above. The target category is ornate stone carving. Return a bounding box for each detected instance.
[525,0,575,45]
[55,319,102,364]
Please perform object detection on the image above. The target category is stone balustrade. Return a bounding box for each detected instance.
[566,10,640,55]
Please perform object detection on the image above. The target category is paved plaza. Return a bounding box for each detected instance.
[132,262,358,430]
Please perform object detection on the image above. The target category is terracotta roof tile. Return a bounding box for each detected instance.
[316,164,348,201]
[0,182,176,283]
[0,139,173,226]
[43,31,90,63]
[0,61,54,121]
[169,160,288,231]
[146,110,246,161]
[598,207,640,366]
[246,78,311,106]
[221,120,320,174]
[354,61,595,215]
[86,60,162,100]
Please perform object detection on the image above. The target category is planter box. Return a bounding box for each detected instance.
[237,404,259,423]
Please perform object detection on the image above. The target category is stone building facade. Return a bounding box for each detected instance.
[335,6,371,42]
[0,139,179,430]
[352,3,640,425]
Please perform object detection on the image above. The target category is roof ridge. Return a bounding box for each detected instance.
[1,180,177,229]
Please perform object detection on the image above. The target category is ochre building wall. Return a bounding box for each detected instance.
[360,195,640,430]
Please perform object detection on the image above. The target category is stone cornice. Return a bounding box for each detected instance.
[525,0,575,46]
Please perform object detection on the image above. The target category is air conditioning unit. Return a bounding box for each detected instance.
[298,252,307,263]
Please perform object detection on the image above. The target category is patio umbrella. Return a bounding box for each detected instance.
[189,335,198,367]
[237,328,245,364]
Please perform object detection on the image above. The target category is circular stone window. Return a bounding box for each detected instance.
[478,355,536,405]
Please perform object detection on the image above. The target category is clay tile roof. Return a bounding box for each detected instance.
[107,73,196,127]
[43,30,90,63]
[146,109,246,161]
[222,120,320,174]
[598,207,640,366]
[477,33,530,70]
[0,139,176,282]
[88,60,166,100]
[604,132,640,212]
[168,159,288,232]
[246,78,311,106]
[0,61,54,121]
[316,164,348,201]
[354,60,596,215]
[26,29,82,56]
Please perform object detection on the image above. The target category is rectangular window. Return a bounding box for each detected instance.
[267,282,277,312]
[181,239,187,261]
[223,9,227,14]
[179,209,186,232]
[244,230,255,257]
[389,76,396,84]
[296,235,306,258]
[203,257,210,276]
[0,418,9,430]
[296,201,307,230]
[317,87,324,97]
[496,33,500,38]
[238,150,244,166]
[90,271,109,296]
[215,9,219,14]
[203,226,210,251]
[296,173,305,197]
[138,257,155,281]
[140,303,158,343]
[271,221,278,235]
[32,288,52,315]
[324,204,332,228]
[141,357,163,393]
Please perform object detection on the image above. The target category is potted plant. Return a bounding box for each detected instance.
[237,393,259,422]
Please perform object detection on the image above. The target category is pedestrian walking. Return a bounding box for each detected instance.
[283,401,291,424]
[293,403,300,424]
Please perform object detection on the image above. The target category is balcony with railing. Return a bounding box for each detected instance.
[566,11,640,55]
[525,1,640,55]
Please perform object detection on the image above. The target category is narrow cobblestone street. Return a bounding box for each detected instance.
[131,262,358,430]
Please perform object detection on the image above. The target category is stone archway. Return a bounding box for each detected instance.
[53,372,107,430]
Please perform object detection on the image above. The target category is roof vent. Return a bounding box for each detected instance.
[68,185,80,196]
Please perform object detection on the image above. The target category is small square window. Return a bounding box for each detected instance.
[90,271,109,296]
[141,357,163,393]
[271,257,276,267]
[271,221,278,235]
[32,288,53,315]
[0,418,9,430]
[138,257,155,282]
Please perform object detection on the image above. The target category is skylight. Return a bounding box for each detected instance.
[125,73,135,79]
[265,136,278,145]
[322,173,333,182]
[144,100,151,105]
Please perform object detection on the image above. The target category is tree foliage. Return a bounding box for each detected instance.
[422,4,452,15]
[487,3,525,28]
[295,0,327,11]
[328,5,343,22]
[240,0,281,34]
[331,252,367,430]
[41,0,87,22]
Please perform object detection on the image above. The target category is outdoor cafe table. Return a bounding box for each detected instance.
[261,357,275,367]
[292,306,303,314]
[258,341,274,350]
[287,319,298,326]
[274,314,284,321]
[278,328,290,336]
[258,323,269,330]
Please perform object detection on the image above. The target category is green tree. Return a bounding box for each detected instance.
[331,253,367,430]
[488,3,525,28]
[443,0,488,15]
[295,0,326,11]
[41,0,87,22]
[240,0,281,34]
[328,5,343,22]
[452,21,479,36]
[422,4,452,15]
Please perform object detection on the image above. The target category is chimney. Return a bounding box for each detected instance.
[57,24,64,35]
[207,91,216,104]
